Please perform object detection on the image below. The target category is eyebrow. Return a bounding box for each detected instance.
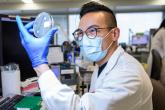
[77,25,100,32]
[74,28,82,32]
[87,25,100,29]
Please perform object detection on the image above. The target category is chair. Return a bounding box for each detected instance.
[151,49,162,80]
[150,49,165,110]
[151,79,165,110]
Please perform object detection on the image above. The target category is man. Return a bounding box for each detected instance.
[16,1,153,110]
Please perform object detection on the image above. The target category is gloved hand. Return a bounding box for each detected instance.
[16,16,58,67]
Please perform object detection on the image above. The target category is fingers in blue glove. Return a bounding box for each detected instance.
[19,32,25,46]
[28,29,34,34]
[16,15,58,68]
[25,21,34,34]
[25,21,34,30]
[16,16,30,39]
[45,27,58,42]
[46,27,58,38]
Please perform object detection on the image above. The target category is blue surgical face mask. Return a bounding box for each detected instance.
[79,30,113,62]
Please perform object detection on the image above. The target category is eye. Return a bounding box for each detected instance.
[88,28,96,33]
[73,30,83,41]
[86,27,96,35]
[73,30,81,36]
[78,31,83,35]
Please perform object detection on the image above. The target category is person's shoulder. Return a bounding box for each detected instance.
[152,28,165,42]
[155,28,165,35]
[121,52,139,64]
[158,27,165,32]
[118,52,143,72]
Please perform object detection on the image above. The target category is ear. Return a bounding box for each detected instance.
[112,27,120,41]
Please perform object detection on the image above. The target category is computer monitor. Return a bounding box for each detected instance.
[50,65,61,78]
[131,33,149,46]
[47,45,64,64]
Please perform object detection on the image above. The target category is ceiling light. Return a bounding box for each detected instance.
[21,0,33,4]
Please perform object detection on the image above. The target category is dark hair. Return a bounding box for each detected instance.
[153,18,165,36]
[80,1,117,26]
[159,18,165,29]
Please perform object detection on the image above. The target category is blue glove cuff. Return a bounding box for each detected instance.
[32,58,48,67]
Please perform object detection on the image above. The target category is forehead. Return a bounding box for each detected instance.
[78,11,111,31]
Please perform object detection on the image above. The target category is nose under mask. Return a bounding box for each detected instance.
[80,31,113,62]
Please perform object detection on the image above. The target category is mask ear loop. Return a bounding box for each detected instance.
[101,29,114,52]
[102,40,114,51]
[90,30,114,54]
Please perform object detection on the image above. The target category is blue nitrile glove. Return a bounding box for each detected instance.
[16,16,58,67]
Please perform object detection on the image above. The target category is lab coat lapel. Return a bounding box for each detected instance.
[95,46,125,88]
[89,67,99,92]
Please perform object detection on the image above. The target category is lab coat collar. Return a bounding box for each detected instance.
[90,46,125,91]
[98,46,125,78]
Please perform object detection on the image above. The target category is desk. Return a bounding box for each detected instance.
[0,94,47,110]
[0,95,24,110]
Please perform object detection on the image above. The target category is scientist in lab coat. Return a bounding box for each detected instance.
[16,1,153,110]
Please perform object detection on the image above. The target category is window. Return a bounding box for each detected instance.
[68,14,80,41]
[68,12,163,45]
[116,12,163,44]
[52,15,68,45]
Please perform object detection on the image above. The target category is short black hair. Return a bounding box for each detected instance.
[80,1,117,26]
[153,18,165,35]
[159,18,165,29]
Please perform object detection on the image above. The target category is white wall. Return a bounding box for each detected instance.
[52,15,68,45]
[116,12,163,44]
[68,12,163,45]
[68,15,80,42]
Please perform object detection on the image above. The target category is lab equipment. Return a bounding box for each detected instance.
[1,63,21,97]
[21,77,39,94]
[50,65,61,78]
[60,63,77,85]
[33,12,55,38]
[47,46,64,64]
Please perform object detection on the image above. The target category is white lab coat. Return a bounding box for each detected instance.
[147,28,165,76]
[38,46,153,110]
